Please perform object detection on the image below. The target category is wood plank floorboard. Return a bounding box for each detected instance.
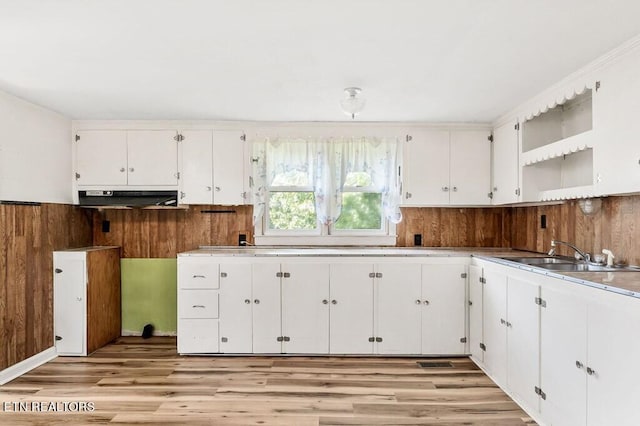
[0,337,536,425]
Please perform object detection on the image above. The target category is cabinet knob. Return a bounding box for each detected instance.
[423,300,430,305]
[452,186,458,192]
[322,299,329,304]
[575,360,584,369]
[120,167,126,172]
[76,297,82,302]
[331,300,337,305]
[254,299,260,304]
[415,299,421,305]
[442,186,449,192]
[500,318,506,325]
[493,186,498,192]
[244,299,251,304]
[129,167,134,172]
[206,186,212,191]
[215,186,221,192]
[586,367,596,376]
[55,268,63,274]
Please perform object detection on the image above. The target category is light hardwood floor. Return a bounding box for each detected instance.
[0,337,536,425]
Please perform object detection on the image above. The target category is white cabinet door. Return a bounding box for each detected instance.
[540,284,587,426]
[468,264,484,362]
[593,52,640,196]
[450,130,492,205]
[179,130,213,204]
[76,130,128,186]
[212,130,246,205]
[587,295,640,426]
[127,130,178,186]
[329,263,374,354]
[403,130,450,205]
[506,276,540,413]
[281,263,330,354]
[492,121,520,204]
[421,264,466,354]
[251,263,282,353]
[53,256,86,355]
[178,319,219,353]
[482,268,507,386]
[219,263,253,353]
[375,263,422,354]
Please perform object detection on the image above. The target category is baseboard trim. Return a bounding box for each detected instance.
[0,347,57,385]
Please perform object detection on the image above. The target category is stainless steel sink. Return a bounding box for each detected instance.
[500,256,640,272]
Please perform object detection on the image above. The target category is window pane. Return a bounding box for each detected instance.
[268,192,317,230]
[334,193,382,230]
[343,171,372,188]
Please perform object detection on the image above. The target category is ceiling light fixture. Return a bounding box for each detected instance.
[340,87,365,119]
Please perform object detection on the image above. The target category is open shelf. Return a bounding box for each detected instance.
[522,88,593,153]
[522,149,594,201]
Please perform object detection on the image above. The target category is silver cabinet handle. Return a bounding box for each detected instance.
[254,299,260,304]
[586,367,596,376]
[500,318,506,325]
[129,167,135,172]
[368,272,375,278]
[423,300,430,305]
[215,186,221,192]
[576,360,584,369]
[192,305,205,308]
[193,275,206,279]
[442,186,449,192]
[506,321,512,327]
[331,300,337,305]
[452,186,458,192]
[206,186,212,191]
[415,299,421,305]
[322,299,329,304]
[120,167,126,172]
[244,299,251,304]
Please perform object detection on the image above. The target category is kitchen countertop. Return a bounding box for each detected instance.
[179,246,640,299]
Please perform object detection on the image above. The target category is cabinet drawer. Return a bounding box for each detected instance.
[179,260,219,289]
[179,290,219,318]
[178,318,219,353]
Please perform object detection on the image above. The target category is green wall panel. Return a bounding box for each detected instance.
[121,259,177,335]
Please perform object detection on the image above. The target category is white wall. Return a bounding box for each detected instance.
[0,90,72,203]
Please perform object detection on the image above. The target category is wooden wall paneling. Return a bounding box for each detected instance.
[86,248,121,354]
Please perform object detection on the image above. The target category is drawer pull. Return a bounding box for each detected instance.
[192,304,206,308]
[254,299,260,304]
[244,299,251,304]
[193,275,206,279]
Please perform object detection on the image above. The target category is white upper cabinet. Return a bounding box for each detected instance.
[449,130,492,205]
[76,130,128,186]
[212,129,247,205]
[179,130,213,204]
[593,49,640,196]
[127,130,179,186]
[491,120,520,204]
[179,129,247,205]
[403,129,491,206]
[75,129,178,187]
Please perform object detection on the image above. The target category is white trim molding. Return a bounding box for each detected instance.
[0,347,57,385]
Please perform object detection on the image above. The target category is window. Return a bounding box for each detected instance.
[251,136,402,243]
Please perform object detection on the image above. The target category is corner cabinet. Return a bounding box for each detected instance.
[53,247,121,356]
[75,130,179,188]
[178,129,248,205]
[403,129,492,206]
[178,255,469,356]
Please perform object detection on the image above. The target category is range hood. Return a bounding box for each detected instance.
[78,190,179,209]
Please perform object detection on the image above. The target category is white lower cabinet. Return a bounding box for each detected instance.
[420,264,467,355]
[468,264,484,362]
[178,256,469,356]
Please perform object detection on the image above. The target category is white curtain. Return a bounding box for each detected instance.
[251,136,403,227]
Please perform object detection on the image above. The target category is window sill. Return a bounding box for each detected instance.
[254,235,397,247]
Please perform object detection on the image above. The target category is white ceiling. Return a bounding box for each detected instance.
[1,0,640,122]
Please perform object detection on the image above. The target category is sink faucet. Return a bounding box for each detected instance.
[548,240,591,263]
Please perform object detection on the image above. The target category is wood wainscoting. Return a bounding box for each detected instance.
[92,205,254,258]
[0,203,93,370]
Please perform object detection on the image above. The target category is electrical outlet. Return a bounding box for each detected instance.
[541,215,547,229]
[102,220,110,233]
[414,234,422,246]
[239,234,247,246]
